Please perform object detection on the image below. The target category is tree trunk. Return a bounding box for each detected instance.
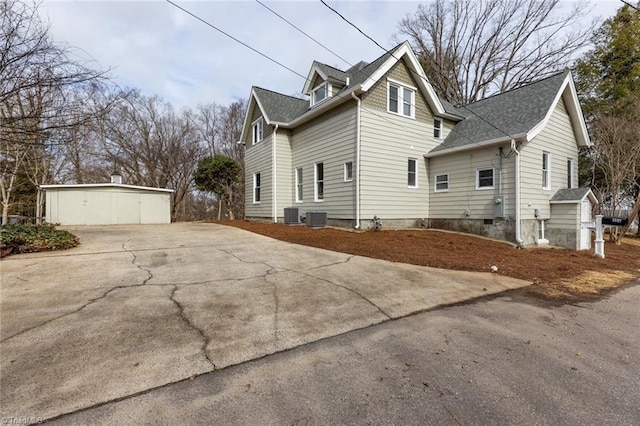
[614,193,640,245]
[217,197,222,221]
[35,187,44,223]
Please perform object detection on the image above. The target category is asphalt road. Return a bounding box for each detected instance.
[49,281,640,425]
[0,223,528,421]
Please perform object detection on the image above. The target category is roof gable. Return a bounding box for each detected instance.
[427,71,591,156]
[550,188,597,204]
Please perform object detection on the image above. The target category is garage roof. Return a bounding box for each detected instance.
[40,184,174,193]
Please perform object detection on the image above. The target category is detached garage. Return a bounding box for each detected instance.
[40,183,173,225]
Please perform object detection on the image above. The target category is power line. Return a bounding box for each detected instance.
[169,0,507,155]
[255,0,352,69]
[319,0,518,145]
[319,0,387,53]
[165,0,307,81]
[620,0,640,12]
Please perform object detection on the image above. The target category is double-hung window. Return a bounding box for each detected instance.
[476,168,494,190]
[408,158,418,188]
[314,162,324,201]
[252,118,263,145]
[295,167,303,202]
[567,158,574,189]
[542,152,551,190]
[388,80,415,118]
[434,118,443,139]
[435,173,449,192]
[253,173,261,203]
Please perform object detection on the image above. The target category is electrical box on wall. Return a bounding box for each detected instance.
[494,195,505,218]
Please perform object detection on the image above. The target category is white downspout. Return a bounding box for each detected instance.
[351,92,361,229]
[272,124,278,223]
[512,139,524,247]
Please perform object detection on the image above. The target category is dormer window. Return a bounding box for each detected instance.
[311,82,331,106]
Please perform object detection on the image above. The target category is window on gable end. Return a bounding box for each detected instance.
[387,80,415,118]
[567,158,574,189]
[434,118,443,139]
[252,118,263,145]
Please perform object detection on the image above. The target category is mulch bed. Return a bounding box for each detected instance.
[220,220,640,301]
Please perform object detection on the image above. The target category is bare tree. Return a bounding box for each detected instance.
[397,0,593,104]
[96,92,205,221]
[588,105,640,243]
[0,0,111,224]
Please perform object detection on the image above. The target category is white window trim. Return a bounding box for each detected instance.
[295,167,303,203]
[344,162,353,182]
[314,162,324,202]
[311,82,332,107]
[253,173,261,204]
[434,173,449,192]
[387,79,415,119]
[434,118,443,139]
[567,158,574,189]
[476,168,495,190]
[542,151,551,190]
[408,158,418,188]
[252,118,263,145]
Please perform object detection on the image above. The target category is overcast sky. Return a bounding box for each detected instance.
[40,0,622,110]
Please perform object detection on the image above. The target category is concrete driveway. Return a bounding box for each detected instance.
[0,223,529,421]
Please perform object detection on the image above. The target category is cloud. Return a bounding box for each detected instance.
[40,0,618,110]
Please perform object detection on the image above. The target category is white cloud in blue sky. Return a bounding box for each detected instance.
[41,0,622,109]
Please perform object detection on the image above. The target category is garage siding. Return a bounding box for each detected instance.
[44,186,171,225]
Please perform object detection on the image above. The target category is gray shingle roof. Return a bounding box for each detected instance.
[430,71,569,153]
[550,187,592,203]
[314,62,348,82]
[253,87,309,123]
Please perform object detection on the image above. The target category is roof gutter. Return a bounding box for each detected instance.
[272,124,279,223]
[351,92,361,229]
[512,138,524,247]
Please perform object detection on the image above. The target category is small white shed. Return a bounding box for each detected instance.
[40,183,173,225]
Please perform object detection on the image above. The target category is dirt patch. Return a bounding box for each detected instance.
[221,220,640,302]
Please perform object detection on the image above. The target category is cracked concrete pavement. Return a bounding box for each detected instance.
[0,223,530,420]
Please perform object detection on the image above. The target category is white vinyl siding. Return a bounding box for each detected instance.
[429,146,515,219]
[359,59,434,219]
[290,101,357,218]
[520,97,579,219]
[244,132,273,217]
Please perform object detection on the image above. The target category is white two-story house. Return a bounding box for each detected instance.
[240,41,596,250]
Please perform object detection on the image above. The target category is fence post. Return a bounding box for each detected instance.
[594,215,604,258]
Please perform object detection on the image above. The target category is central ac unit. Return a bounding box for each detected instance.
[306,211,327,228]
[284,207,300,225]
